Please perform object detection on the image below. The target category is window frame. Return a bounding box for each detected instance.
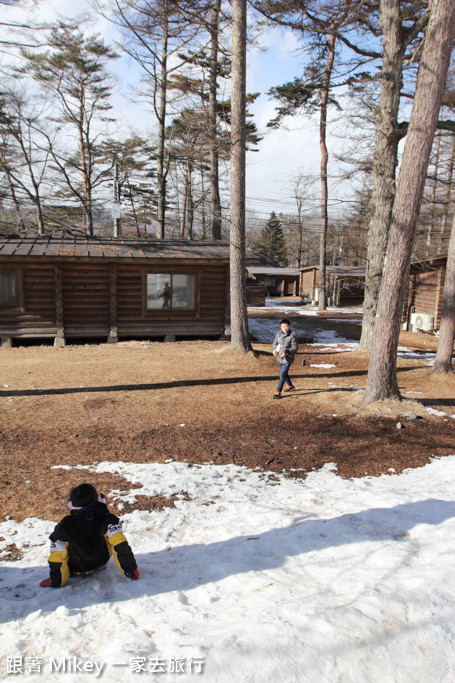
[0,269,25,309]
[142,271,199,316]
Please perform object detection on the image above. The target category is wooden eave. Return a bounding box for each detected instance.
[411,254,447,265]
[0,255,231,266]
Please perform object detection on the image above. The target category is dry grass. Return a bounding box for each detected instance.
[1,331,454,523]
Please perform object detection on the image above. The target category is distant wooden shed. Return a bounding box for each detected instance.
[0,235,242,345]
[299,265,365,306]
[403,255,446,331]
[247,266,300,297]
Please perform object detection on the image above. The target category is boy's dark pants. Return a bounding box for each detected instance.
[276,363,292,392]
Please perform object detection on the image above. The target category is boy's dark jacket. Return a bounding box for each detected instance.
[47,500,137,587]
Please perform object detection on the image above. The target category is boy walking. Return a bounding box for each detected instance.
[40,483,139,587]
[272,318,298,399]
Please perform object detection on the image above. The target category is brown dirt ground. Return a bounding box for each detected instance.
[1,314,455,524]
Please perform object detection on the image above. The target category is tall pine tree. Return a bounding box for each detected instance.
[255,212,287,265]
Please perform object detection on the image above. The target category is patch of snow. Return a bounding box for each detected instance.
[3,458,455,681]
[326,318,362,322]
[248,316,359,346]
[397,347,435,365]
[425,407,455,420]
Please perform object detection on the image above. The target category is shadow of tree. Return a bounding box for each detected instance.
[420,398,455,408]
[0,368,420,399]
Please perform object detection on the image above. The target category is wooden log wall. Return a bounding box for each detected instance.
[299,271,316,299]
[62,262,110,336]
[116,263,227,337]
[0,263,57,337]
[0,258,229,340]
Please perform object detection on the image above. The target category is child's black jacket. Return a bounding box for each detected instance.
[47,501,137,587]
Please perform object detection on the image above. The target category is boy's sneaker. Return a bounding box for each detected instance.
[284,384,295,392]
[273,391,281,399]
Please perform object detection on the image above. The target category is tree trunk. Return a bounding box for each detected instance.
[179,168,189,238]
[113,160,121,238]
[364,0,455,403]
[35,201,45,235]
[126,179,141,237]
[200,166,207,238]
[156,6,169,240]
[318,32,335,311]
[5,168,25,231]
[77,90,93,236]
[296,194,304,268]
[22,146,45,234]
[427,129,441,255]
[229,0,251,352]
[433,210,455,373]
[441,133,455,240]
[187,163,194,240]
[359,0,405,350]
[209,0,222,240]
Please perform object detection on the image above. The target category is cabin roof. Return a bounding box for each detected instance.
[299,265,366,277]
[410,254,447,266]
[0,234,244,261]
[247,266,300,276]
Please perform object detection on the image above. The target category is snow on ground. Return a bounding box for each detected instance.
[248,299,362,347]
[248,301,362,317]
[397,347,435,365]
[248,317,357,347]
[263,301,362,316]
[248,306,437,364]
[2,458,455,682]
[425,407,455,420]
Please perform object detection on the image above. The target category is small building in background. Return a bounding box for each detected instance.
[403,255,447,332]
[247,266,300,298]
[299,265,365,307]
[0,234,253,345]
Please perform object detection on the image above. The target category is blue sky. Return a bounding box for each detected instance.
[1,0,358,224]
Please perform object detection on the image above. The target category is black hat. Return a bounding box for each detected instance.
[69,483,98,508]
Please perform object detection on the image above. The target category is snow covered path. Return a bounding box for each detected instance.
[2,457,455,682]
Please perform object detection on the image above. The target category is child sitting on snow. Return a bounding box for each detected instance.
[40,483,139,587]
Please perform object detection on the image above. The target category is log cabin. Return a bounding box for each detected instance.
[403,255,447,332]
[299,265,365,307]
[0,234,245,346]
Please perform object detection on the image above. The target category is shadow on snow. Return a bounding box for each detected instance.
[1,498,454,623]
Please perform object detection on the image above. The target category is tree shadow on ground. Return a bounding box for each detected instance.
[0,367,421,399]
[420,398,455,408]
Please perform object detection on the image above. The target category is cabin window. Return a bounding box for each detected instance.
[146,273,196,310]
[0,271,17,306]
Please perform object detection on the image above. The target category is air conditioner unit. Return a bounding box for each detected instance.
[410,312,434,331]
